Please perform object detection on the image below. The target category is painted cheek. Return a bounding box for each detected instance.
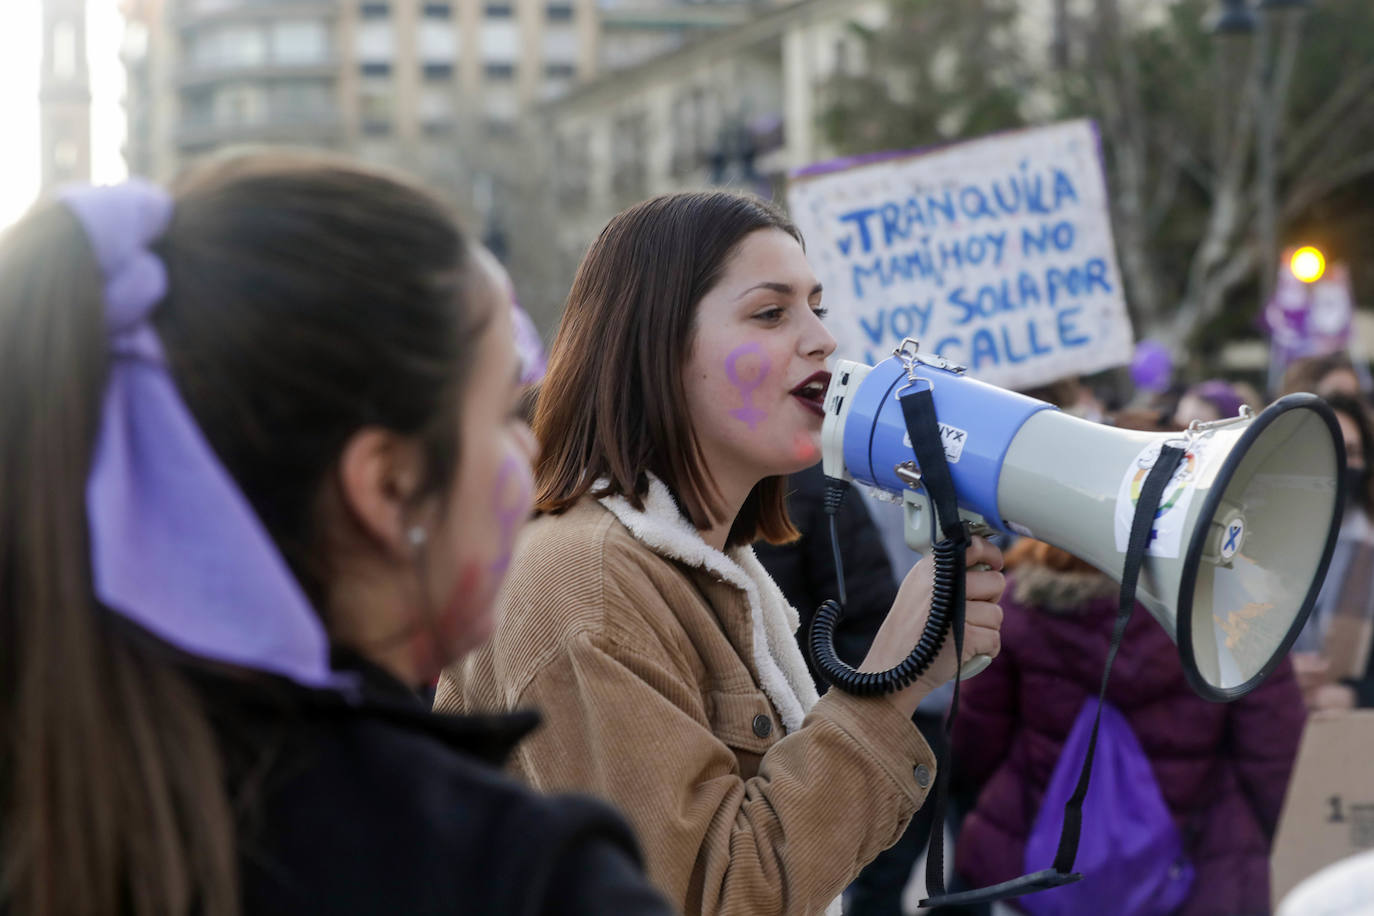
[725,342,772,430]
[488,455,534,579]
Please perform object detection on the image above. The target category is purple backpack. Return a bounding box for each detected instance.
[1023,699,1195,916]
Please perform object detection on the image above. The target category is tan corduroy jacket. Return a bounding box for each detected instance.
[436,481,938,916]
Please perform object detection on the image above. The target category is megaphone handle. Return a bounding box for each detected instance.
[958,561,994,679]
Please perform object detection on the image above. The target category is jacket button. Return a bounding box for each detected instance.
[752,714,773,738]
[914,764,932,788]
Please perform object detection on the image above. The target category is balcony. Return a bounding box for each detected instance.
[178,59,339,89]
[175,107,343,151]
[176,0,339,28]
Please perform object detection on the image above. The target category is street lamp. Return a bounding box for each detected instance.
[1210,0,1311,309]
[1254,0,1310,308]
[1290,246,1326,284]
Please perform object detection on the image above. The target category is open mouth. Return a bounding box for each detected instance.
[789,370,831,416]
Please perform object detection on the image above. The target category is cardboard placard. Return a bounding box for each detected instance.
[1271,710,1374,905]
[787,120,1133,390]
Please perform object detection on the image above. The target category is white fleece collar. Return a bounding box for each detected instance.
[597,475,819,734]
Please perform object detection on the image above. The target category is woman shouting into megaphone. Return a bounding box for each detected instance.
[437,191,1005,916]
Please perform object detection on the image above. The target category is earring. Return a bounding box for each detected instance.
[407,525,428,548]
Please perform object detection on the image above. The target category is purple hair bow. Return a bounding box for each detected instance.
[62,181,341,689]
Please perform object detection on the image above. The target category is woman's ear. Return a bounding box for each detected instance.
[336,427,426,559]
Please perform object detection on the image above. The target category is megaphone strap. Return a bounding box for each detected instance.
[913,428,1187,907]
[896,386,969,901]
[1050,442,1187,874]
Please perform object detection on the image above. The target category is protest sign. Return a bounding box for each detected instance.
[788,120,1134,389]
[1271,710,1374,905]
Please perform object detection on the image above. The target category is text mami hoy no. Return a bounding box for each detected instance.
[829,165,1116,370]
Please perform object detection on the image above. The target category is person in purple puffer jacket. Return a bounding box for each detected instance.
[951,416,1305,916]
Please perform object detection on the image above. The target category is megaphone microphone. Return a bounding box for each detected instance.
[810,338,1345,908]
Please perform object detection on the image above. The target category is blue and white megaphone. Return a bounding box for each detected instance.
[821,339,1345,701]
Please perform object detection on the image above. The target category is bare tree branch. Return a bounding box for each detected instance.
[1284,149,1374,219]
[1281,63,1374,174]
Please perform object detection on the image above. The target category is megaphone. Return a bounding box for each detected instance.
[821,340,1345,701]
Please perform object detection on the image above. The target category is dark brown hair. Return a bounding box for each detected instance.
[1325,392,1374,516]
[1280,352,1358,397]
[534,191,802,547]
[0,153,484,915]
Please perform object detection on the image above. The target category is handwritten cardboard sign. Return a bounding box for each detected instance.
[1272,710,1374,905]
[788,120,1134,389]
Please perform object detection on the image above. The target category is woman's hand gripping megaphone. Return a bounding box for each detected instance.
[859,536,1006,718]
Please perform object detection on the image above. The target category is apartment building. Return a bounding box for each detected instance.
[40,0,93,190]
[118,0,756,241]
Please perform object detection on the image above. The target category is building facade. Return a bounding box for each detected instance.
[504,0,878,317]
[119,0,757,248]
[40,0,93,190]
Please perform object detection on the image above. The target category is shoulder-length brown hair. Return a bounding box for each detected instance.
[535,191,802,547]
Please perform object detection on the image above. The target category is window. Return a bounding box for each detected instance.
[670,91,702,176]
[189,24,267,70]
[53,139,80,171]
[359,71,392,134]
[483,85,519,121]
[272,81,333,121]
[419,83,453,127]
[423,62,454,79]
[484,4,513,17]
[555,131,590,208]
[182,90,214,127]
[547,4,574,22]
[611,112,647,197]
[484,61,515,79]
[419,17,456,61]
[271,20,329,65]
[360,61,391,76]
[480,21,519,60]
[423,3,451,17]
[545,62,575,78]
[356,18,394,62]
[213,84,266,126]
[542,25,578,64]
[360,3,389,19]
[52,21,79,79]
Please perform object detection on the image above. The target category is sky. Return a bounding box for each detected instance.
[0,0,127,231]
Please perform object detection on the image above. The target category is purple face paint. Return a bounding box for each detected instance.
[725,342,771,429]
[488,455,532,578]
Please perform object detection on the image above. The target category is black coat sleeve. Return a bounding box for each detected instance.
[505,793,674,916]
[545,833,676,916]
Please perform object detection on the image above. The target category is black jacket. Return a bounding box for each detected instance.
[202,655,673,915]
[755,463,899,686]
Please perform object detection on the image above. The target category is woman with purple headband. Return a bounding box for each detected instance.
[0,154,670,916]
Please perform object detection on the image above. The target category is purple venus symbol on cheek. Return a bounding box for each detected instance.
[725,342,771,430]
[488,456,532,578]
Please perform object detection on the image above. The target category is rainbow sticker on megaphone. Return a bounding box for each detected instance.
[1114,440,1211,559]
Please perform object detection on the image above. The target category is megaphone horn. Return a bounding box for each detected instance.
[820,342,1345,701]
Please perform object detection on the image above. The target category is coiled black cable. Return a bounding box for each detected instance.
[808,477,964,697]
